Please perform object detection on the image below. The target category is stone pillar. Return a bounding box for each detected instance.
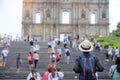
[29,25,32,41]
[78,25,81,41]
[56,24,59,37]
[43,24,45,41]
[22,25,24,40]
[73,25,75,37]
[51,26,53,39]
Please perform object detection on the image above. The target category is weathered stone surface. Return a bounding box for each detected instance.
[22,0,109,41]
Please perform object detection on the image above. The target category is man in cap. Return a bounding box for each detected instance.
[73,39,104,80]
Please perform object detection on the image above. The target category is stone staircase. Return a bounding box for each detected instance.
[0,41,113,80]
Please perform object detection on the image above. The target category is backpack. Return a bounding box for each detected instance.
[29,77,35,80]
[57,72,62,80]
[79,54,96,80]
[51,54,56,63]
[66,51,70,56]
[56,54,60,62]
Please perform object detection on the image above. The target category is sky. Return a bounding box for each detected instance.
[0,0,120,39]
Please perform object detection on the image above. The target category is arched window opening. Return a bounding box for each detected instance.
[90,13,96,24]
[35,13,41,24]
[61,11,70,24]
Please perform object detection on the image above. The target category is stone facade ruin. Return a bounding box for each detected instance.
[22,0,109,41]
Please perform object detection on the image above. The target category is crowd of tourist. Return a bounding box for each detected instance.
[26,37,66,80]
[0,34,120,80]
[0,35,11,68]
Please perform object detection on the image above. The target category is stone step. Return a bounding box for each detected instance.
[0,72,112,79]
[0,41,114,80]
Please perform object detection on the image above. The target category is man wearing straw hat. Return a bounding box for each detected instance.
[73,39,104,80]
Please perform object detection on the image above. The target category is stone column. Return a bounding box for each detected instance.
[72,25,75,38]
[78,25,81,41]
[56,24,59,37]
[51,26,53,39]
[22,25,24,40]
[29,25,32,41]
[43,24,45,41]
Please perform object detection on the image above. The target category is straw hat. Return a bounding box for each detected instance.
[79,39,93,52]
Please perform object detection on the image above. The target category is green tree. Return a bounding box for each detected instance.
[111,22,120,36]
[117,22,120,31]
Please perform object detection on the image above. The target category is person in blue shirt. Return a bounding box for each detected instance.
[108,57,120,80]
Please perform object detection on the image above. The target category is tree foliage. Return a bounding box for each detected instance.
[111,22,120,36]
[117,22,120,31]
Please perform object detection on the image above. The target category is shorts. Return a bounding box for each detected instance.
[48,45,51,48]
[57,41,60,45]
[65,55,70,59]
[16,61,20,68]
[29,61,33,65]
[2,56,7,62]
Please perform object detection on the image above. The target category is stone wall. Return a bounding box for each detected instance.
[22,0,109,41]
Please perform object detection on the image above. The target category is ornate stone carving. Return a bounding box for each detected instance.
[22,0,109,41]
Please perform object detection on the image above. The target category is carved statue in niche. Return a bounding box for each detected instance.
[46,8,51,18]
[81,10,86,18]
[22,0,109,41]
[26,9,29,17]
[102,12,106,18]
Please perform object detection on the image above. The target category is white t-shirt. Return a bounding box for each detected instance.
[48,72,64,80]
[33,53,39,60]
[34,44,40,51]
[57,48,62,55]
[115,49,119,56]
[2,49,9,57]
[26,72,41,80]
[64,48,70,53]
[48,42,52,46]
[52,40,56,47]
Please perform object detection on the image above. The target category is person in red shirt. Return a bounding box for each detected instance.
[43,68,51,80]
[28,52,33,69]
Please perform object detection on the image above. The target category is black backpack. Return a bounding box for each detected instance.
[51,54,56,63]
[66,51,70,56]
[29,77,35,80]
